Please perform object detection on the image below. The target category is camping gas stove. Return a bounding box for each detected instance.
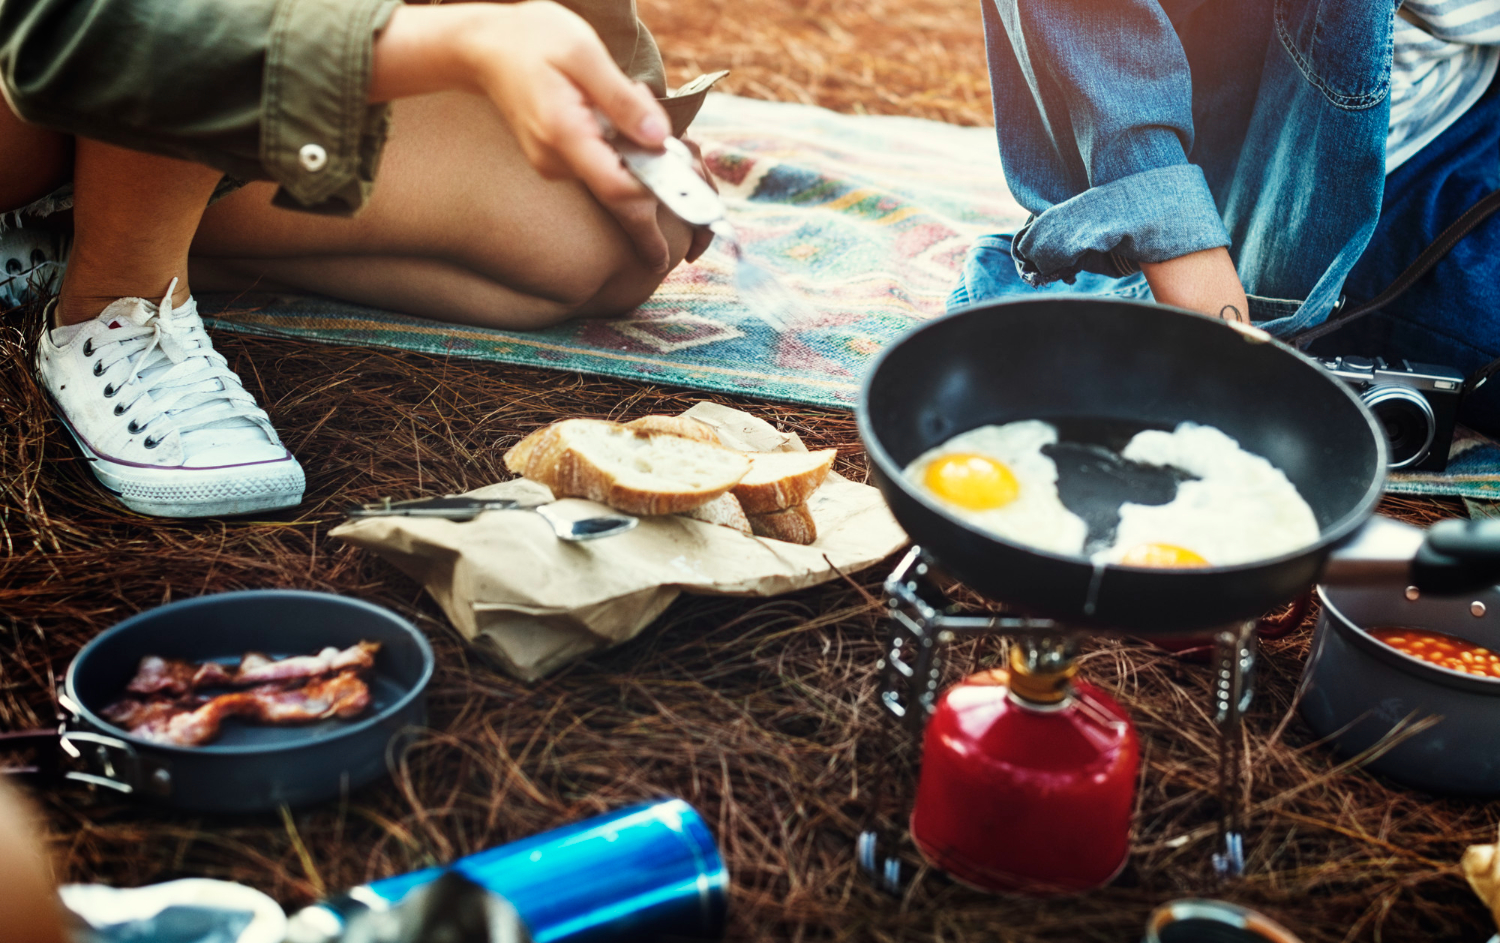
[858,547,1257,894]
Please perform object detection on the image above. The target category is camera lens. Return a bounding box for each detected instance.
[1360,385,1436,469]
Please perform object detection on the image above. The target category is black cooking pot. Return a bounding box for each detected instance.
[1300,583,1500,796]
[3,590,432,813]
[858,298,1500,634]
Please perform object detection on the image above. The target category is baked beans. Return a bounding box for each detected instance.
[1369,627,1500,679]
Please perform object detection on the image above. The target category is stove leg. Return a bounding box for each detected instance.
[1211,620,1256,881]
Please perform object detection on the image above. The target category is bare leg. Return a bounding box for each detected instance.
[191,254,572,330]
[55,140,223,325]
[192,241,680,330]
[0,101,72,213]
[191,91,693,329]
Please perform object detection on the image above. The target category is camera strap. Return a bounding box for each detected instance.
[1290,187,1500,395]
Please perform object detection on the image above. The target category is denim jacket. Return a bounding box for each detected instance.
[983,0,1398,335]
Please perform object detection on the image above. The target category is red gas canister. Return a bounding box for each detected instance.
[909,648,1139,894]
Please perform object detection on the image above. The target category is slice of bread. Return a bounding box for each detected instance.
[748,502,817,545]
[624,415,720,444]
[681,492,751,534]
[508,415,718,473]
[731,449,837,514]
[503,425,554,475]
[514,418,751,516]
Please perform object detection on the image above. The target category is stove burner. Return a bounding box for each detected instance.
[877,546,1056,733]
[862,546,1259,893]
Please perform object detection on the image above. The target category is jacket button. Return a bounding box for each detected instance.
[299,143,328,172]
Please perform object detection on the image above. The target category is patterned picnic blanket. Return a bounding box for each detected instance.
[1389,427,1500,501]
[201,93,1500,499]
[203,92,1026,408]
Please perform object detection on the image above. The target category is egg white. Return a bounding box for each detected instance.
[904,420,1088,556]
[1094,422,1320,567]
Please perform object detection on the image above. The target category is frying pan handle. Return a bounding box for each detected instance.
[1325,516,1500,595]
[1322,516,1426,587]
[1411,519,1500,595]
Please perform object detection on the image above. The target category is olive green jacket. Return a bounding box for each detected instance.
[0,0,717,216]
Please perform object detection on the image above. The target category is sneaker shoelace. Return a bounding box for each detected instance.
[91,279,277,449]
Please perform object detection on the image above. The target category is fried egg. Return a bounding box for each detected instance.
[905,420,1088,555]
[1095,422,1319,568]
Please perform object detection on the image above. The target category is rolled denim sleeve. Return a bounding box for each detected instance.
[985,0,1230,285]
[0,0,400,216]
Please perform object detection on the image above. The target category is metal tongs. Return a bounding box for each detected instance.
[346,496,638,542]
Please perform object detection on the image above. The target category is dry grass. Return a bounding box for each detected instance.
[2,300,1493,942]
[1,2,1497,941]
[640,0,996,127]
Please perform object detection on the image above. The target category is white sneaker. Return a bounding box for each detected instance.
[0,226,68,309]
[36,281,305,518]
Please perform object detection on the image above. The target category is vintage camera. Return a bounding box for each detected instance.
[1319,356,1464,471]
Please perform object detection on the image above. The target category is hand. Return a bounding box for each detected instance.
[1140,247,1251,324]
[372,2,675,271]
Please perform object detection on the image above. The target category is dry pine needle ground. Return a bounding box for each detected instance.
[2,1,1497,941]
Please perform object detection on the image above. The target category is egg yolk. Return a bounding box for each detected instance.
[1119,543,1209,568]
[924,453,1020,510]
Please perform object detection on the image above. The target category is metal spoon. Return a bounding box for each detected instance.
[532,502,639,541]
[346,496,638,542]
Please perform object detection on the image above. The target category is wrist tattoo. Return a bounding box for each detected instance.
[1219,304,1244,323]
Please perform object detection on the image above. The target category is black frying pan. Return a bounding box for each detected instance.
[2,590,432,813]
[858,298,1500,634]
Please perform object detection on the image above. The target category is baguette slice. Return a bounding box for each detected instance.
[731,449,837,514]
[507,415,719,473]
[681,492,752,534]
[516,418,751,516]
[625,415,720,444]
[748,502,817,545]
[503,425,554,475]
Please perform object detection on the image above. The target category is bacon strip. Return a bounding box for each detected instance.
[125,656,232,697]
[234,641,380,685]
[115,671,373,747]
[101,696,198,730]
[121,642,380,695]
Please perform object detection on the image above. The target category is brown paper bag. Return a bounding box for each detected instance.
[331,404,909,679]
[1463,825,1500,932]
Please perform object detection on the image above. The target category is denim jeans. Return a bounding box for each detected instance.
[1305,72,1500,435]
[966,0,1398,334]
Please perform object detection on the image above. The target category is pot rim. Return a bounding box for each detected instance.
[64,589,435,757]
[1315,585,1500,696]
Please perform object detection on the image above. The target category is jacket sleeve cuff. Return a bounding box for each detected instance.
[660,70,729,137]
[263,0,402,215]
[1010,164,1230,287]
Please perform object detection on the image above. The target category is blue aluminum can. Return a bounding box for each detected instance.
[292,799,728,943]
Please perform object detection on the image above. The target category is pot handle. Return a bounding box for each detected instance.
[0,727,164,797]
[1411,519,1500,595]
[0,729,66,783]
